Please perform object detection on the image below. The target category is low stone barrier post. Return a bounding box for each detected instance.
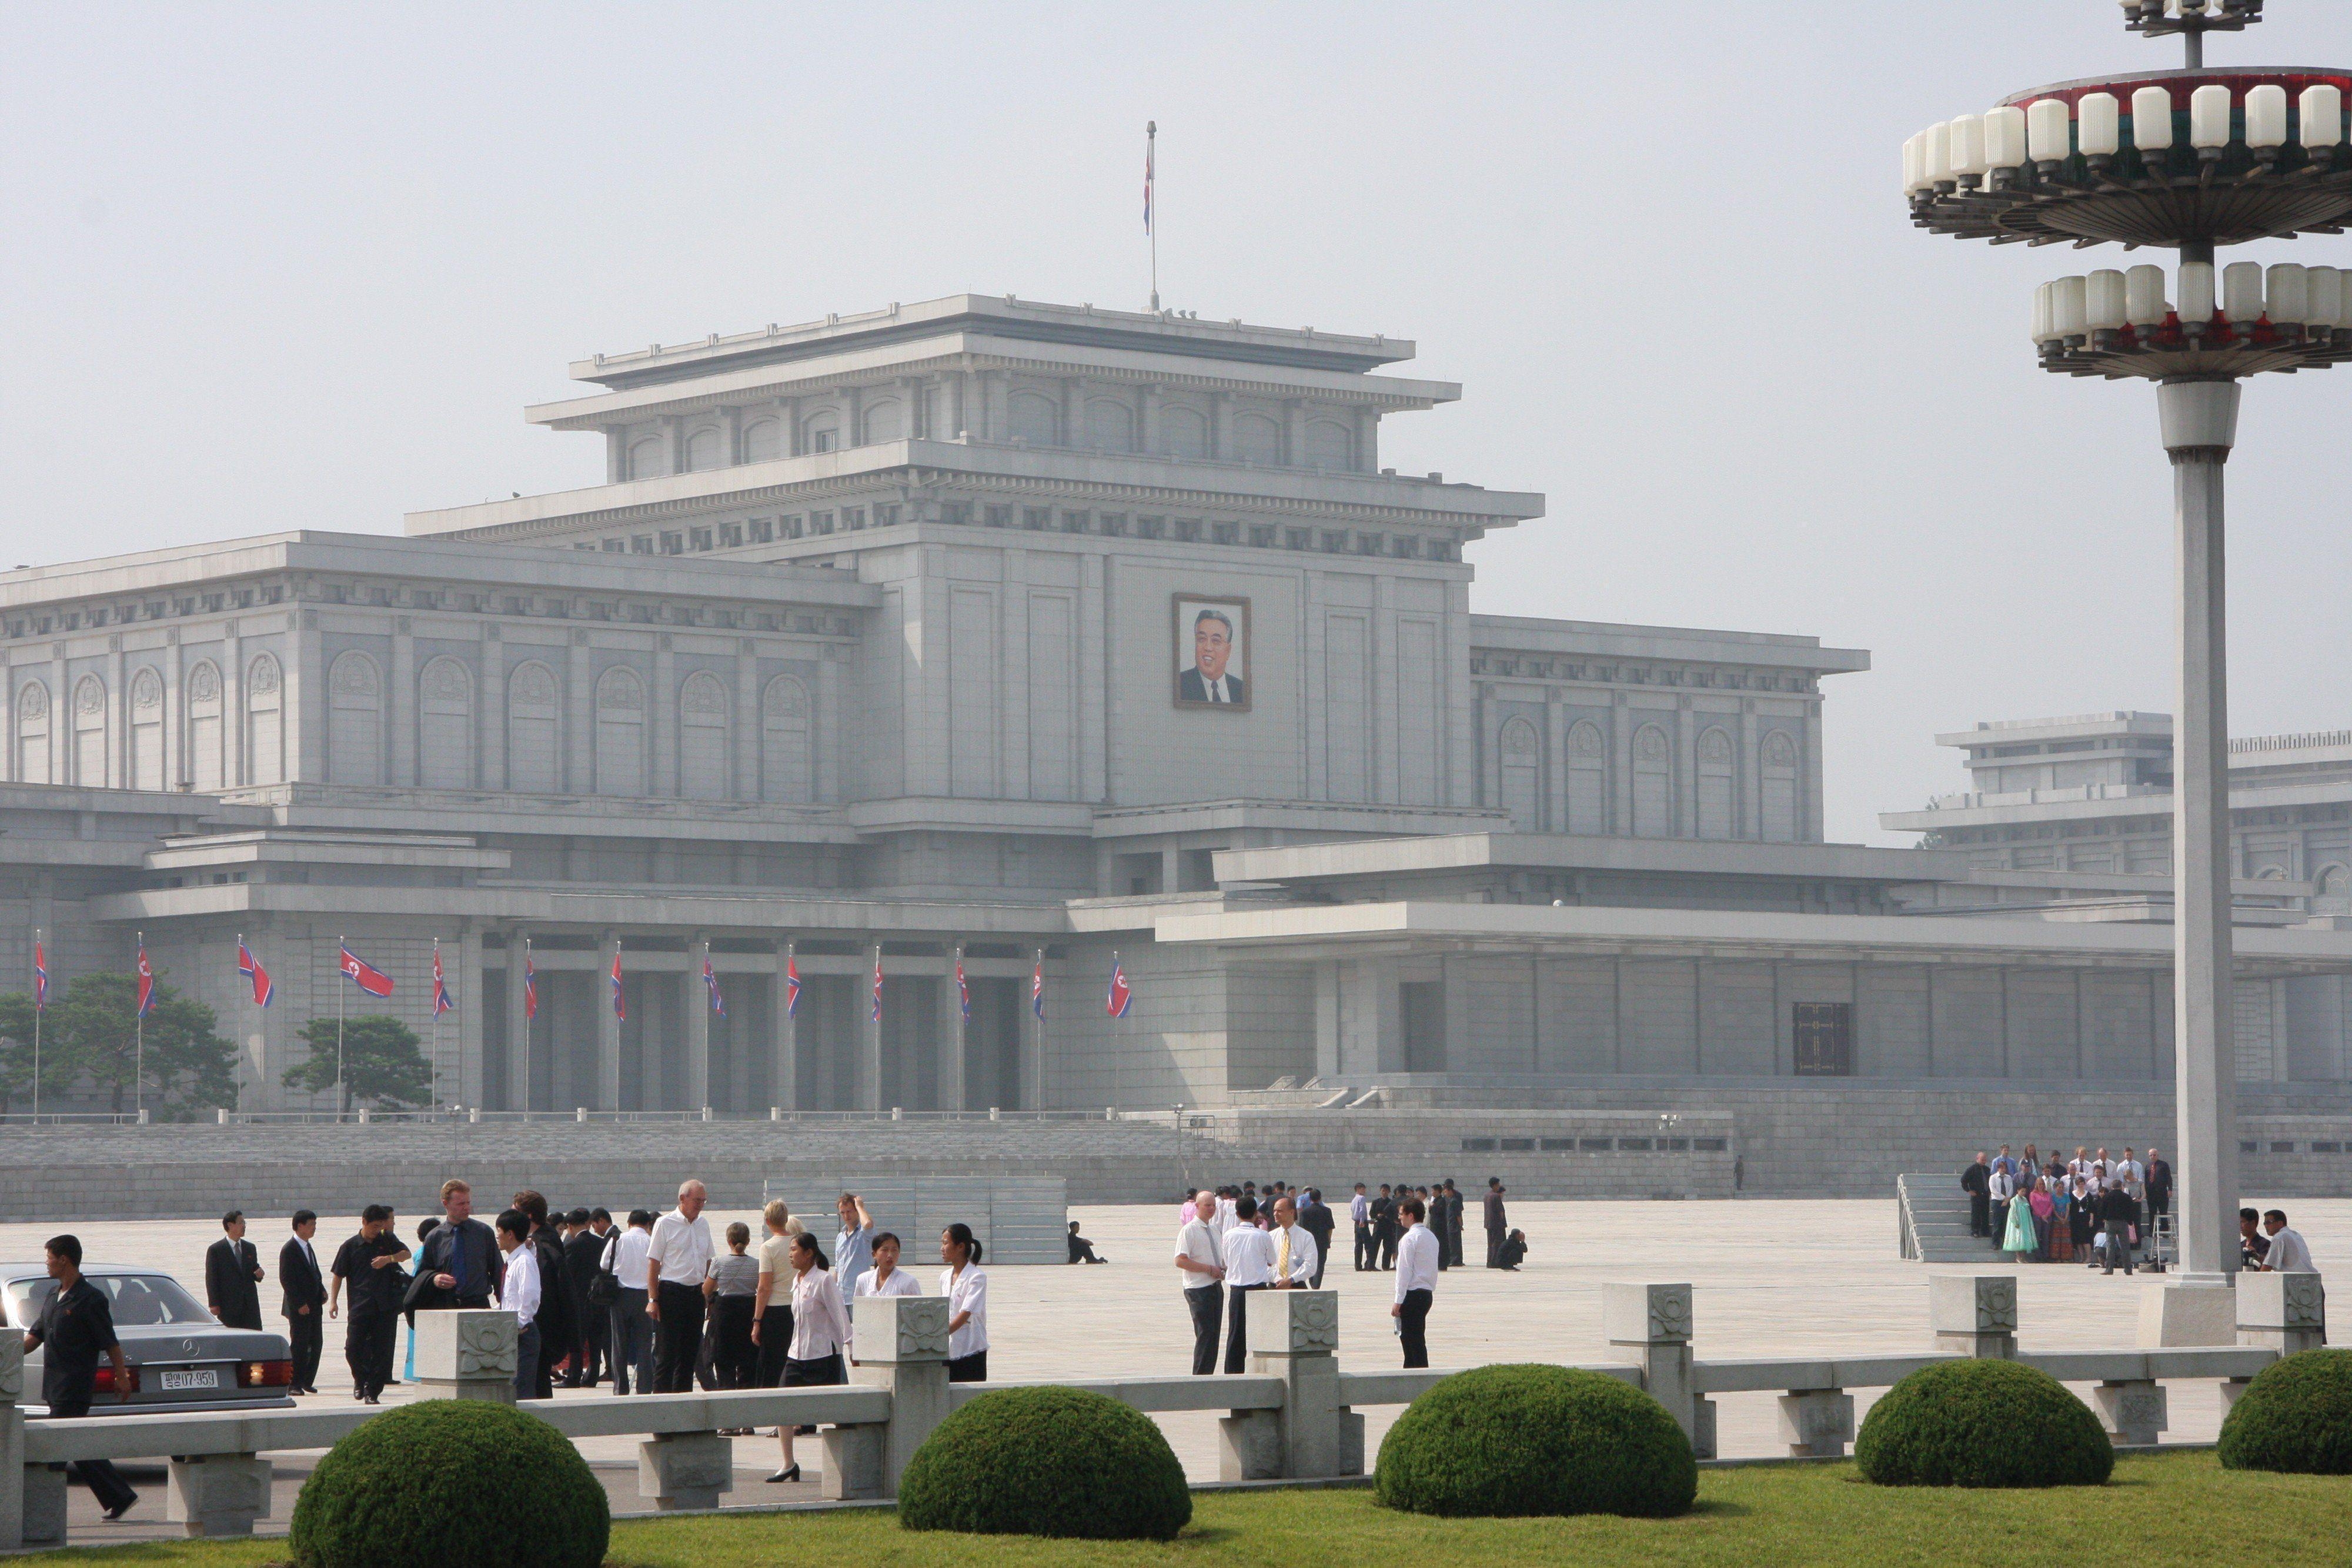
[2238,1272,2326,1356]
[412,1309,519,1403]
[1776,1387,1855,1459]
[847,1294,951,1498]
[1230,1289,1359,1482]
[2092,1379,2167,1447]
[1605,1282,1709,1458]
[1929,1275,2016,1358]
[639,1432,731,1512]
[166,1453,272,1537]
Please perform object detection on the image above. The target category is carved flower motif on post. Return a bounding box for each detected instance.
[897,1298,951,1359]
[453,1313,519,1377]
[1289,1290,1341,1353]
[2282,1273,2327,1328]
[1977,1278,2018,1332]
[1650,1284,1693,1342]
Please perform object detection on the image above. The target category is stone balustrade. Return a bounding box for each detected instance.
[0,1276,2325,1550]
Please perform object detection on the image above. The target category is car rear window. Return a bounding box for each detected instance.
[9,1275,212,1328]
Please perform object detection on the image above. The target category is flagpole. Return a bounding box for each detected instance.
[432,938,442,1118]
[523,936,533,1116]
[30,927,41,1125]
[235,931,246,1122]
[1147,121,1160,312]
[133,930,144,1121]
[336,933,346,1122]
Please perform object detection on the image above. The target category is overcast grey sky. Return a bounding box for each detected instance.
[5,3,2348,843]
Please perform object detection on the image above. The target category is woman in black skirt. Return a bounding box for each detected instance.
[940,1223,990,1384]
[750,1201,799,1393]
[770,1229,848,1485]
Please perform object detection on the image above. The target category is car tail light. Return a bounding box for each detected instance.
[92,1365,135,1394]
[238,1360,293,1389]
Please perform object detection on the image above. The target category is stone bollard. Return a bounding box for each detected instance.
[412,1309,519,1402]
[2093,1379,2168,1447]
[1604,1283,1709,1458]
[841,1294,951,1499]
[166,1453,272,1537]
[1224,1289,1360,1482]
[1777,1388,1856,1460]
[639,1432,732,1512]
[2239,1272,2327,1356]
[1929,1276,2016,1359]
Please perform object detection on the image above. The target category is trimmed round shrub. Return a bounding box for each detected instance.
[1374,1363,1696,1519]
[898,1385,1191,1539]
[1856,1359,2112,1488]
[290,1399,609,1568]
[2220,1348,2352,1473]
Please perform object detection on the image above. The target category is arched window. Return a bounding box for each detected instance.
[245,654,284,787]
[1762,730,1799,843]
[328,651,384,785]
[801,413,840,454]
[861,399,902,444]
[1632,723,1673,838]
[506,661,560,793]
[1162,404,1209,459]
[627,437,666,481]
[684,426,724,471]
[2315,864,2350,915]
[1697,727,1735,840]
[417,656,473,789]
[14,680,49,784]
[1498,717,1541,831]
[760,675,813,804]
[1008,390,1058,446]
[679,671,730,801]
[71,676,106,787]
[186,660,223,792]
[1302,419,1354,470]
[1087,399,1134,452]
[743,418,781,463]
[1233,412,1282,465]
[594,665,646,796]
[129,667,164,792]
[1566,720,1607,836]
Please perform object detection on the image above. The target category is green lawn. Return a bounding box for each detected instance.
[33,1453,2352,1567]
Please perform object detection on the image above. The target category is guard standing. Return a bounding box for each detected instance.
[23,1235,138,1519]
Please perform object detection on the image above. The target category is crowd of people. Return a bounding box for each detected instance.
[1961,1145,2173,1272]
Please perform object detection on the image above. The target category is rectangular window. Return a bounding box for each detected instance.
[1499,1137,1535,1152]
[843,507,866,530]
[1024,508,1050,531]
[631,536,653,554]
[690,527,713,551]
[813,511,834,535]
[660,532,683,554]
[2313,1141,2343,1154]
[749,518,773,543]
[602,539,625,553]
[2271,1141,2297,1154]
[1249,524,1275,548]
[1792,1002,1854,1076]
[1578,1138,1612,1152]
[1212,521,1238,545]
[1693,1137,1729,1152]
[1538,1138,1575,1152]
[1402,981,1446,1072]
[1616,1138,1652,1151]
[1461,1138,1498,1153]
[720,523,743,547]
[1285,528,1311,550]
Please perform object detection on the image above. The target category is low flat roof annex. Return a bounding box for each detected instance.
[1213,832,1970,887]
[1471,613,1869,675]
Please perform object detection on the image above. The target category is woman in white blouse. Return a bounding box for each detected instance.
[769,1230,850,1486]
[854,1232,923,1302]
[938,1223,990,1383]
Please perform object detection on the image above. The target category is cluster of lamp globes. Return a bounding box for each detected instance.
[2032,258,2352,362]
[2120,0,2259,23]
[1903,82,2344,198]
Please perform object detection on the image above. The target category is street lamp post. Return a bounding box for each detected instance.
[1905,1,2351,1339]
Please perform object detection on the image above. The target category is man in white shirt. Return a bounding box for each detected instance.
[2259,1210,2317,1273]
[2069,1147,2092,1183]
[1391,1196,1439,1369]
[495,1208,541,1402]
[644,1179,713,1393]
[1219,1196,1277,1374]
[1269,1196,1318,1290]
[1172,1190,1226,1376]
[2116,1149,2144,1186]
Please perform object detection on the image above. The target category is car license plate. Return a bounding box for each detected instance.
[159,1369,219,1392]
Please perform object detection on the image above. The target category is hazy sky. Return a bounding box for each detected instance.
[6,4,2348,844]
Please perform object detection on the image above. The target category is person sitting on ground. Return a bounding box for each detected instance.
[1067,1221,1107,1265]
[1496,1228,1528,1271]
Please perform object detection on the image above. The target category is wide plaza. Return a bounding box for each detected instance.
[20,1193,2343,1546]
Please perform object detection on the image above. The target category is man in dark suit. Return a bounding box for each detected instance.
[1483,1179,1508,1268]
[1369,1185,1397,1270]
[1961,1154,1992,1238]
[1298,1188,1335,1289]
[1442,1179,1466,1268]
[1177,608,1245,705]
[278,1211,328,1395]
[561,1208,609,1388]
[1431,1182,1451,1272]
[205,1211,263,1330]
[412,1179,502,1310]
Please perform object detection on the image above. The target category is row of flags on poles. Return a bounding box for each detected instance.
[29,937,1139,1023]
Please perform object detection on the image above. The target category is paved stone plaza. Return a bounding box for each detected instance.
[14,1195,2339,1546]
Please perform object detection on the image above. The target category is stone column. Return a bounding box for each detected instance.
[168,1453,272,1539]
[1603,1282,1706,1456]
[640,1433,733,1512]
[733,640,758,803]
[390,618,416,787]
[0,1335,22,1549]
[2238,1271,2327,1354]
[843,1293,951,1497]
[1610,693,1633,836]
[687,934,713,1113]
[506,928,532,1112]
[599,932,624,1111]
[458,922,485,1109]
[2092,1379,2168,1447]
[1929,1275,2017,1358]
[413,1308,519,1402]
[860,941,884,1111]
[1777,1388,1856,1459]
[772,941,799,1112]
[652,636,677,798]
[1234,1288,1361,1480]
[941,945,968,1112]
[1675,698,1697,840]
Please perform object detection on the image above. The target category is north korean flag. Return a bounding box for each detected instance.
[339,943,394,998]
[238,940,274,1008]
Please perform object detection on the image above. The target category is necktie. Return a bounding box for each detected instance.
[1277,1229,1291,1283]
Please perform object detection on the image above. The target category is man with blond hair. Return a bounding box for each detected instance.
[413,1178,501,1310]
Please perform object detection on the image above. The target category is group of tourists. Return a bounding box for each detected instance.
[1961,1145,2172,1272]
[1347,1177,1525,1272]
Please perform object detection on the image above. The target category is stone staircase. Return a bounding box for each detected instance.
[1896,1171,2009,1263]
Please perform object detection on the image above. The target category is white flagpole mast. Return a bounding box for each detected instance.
[336,933,346,1121]
[523,935,533,1116]
[235,931,246,1121]
[1147,121,1160,312]
[432,938,442,1117]
[133,929,144,1121]
[29,927,40,1125]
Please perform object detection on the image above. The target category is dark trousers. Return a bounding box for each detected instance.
[610,1289,653,1394]
[755,1305,795,1388]
[514,1322,542,1401]
[1185,1283,1222,1375]
[1486,1228,1505,1268]
[1969,1192,1991,1237]
[1448,1226,1465,1268]
[1399,1288,1432,1368]
[1224,1282,1265,1374]
[288,1308,323,1391]
[653,1281,705,1392]
[1377,1229,1398,1270]
[566,1291,607,1385]
[1353,1222,1373,1271]
[45,1402,137,1514]
[711,1295,757,1389]
[346,1310,397,1399]
[947,1350,988,1383]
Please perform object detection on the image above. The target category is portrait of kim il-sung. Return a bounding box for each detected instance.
[1174,593,1250,711]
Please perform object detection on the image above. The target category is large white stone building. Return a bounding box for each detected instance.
[4,295,2350,1185]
